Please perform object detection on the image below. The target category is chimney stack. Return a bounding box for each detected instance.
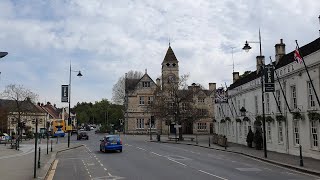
[275,39,286,65]
[233,72,240,83]
[156,78,161,87]
[256,56,265,73]
[209,83,216,91]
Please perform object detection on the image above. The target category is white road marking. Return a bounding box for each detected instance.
[89,174,91,178]
[100,163,103,167]
[136,147,146,151]
[104,168,107,171]
[108,172,112,176]
[198,170,228,180]
[150,152,162,157]
[127,144,132,147]
[167,158,187,167]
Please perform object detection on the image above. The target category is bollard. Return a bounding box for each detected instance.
[196,134,198,145]
[51,140,53,152]
[299,145,304,167]
[209,136,211,147]
[38,147,41,168]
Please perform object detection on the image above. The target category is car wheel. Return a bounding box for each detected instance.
[119,149,122,153]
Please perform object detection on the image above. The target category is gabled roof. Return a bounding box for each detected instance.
[0,99,43,113]
[125,73,158,92]
[229,37,320,90]
[162,46,178,63]
[42,104,60,119]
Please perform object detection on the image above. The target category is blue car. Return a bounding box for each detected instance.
[100,135,122,153]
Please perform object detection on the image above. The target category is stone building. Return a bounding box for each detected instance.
[215,38,320,159]
[125,45,216,135]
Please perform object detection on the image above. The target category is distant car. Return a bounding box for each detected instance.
[71,129,78,135]
[77,132,89,140]
[54,130,65,137]
[79,128,84,131]
[100,135,122,153]
[90,126,94,130]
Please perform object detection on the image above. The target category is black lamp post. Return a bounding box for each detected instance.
[67,63,82,148]
[243,29,267,158]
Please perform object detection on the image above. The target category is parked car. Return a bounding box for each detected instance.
[71,129,78,135]
[77,132,89,140]
[100,135,122,152]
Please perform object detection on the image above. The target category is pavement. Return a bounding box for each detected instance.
[49,132,320,180]
[154,134,320,177]
[0,136,82,180]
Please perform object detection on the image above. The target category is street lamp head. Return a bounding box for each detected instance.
[0,52,8,58]
[77,71,83,77]
[242,41,251,52]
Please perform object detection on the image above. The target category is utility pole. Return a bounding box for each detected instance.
[34,118,38,178]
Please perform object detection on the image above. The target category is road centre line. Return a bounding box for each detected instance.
[198,170,228,180]
[108,172,112,176]
[167,158,187,167]
[136,147,146,151]
[104,168,107,171]
[150,152,162,157]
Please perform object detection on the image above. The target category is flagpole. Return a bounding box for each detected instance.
[270,57,291,112]
[223,83,234,118]
[296,40,320,107]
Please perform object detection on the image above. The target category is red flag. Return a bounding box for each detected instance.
[294,47,303,64]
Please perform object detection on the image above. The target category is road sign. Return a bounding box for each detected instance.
[61,85,69,102]
[264,65,275,92]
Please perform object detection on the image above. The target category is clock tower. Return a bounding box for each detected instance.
[161,45,179,90]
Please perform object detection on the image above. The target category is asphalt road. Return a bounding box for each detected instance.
[53,131,319,180]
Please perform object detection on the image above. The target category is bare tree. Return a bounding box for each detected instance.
[1,84,38,142]
[112,70,143,105]
[152,74,204,139]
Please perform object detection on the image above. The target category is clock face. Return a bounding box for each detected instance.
[168,75,175,82]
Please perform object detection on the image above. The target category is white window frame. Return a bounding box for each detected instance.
[147,96,154,105]
[232,122,235,136]
[307,81,316,108]
[293,120,300,146]
[267,122,272,142]
[311,121,318,148]
[136,118,144,129]
[254,96,258,115]
[244,121,247,136]
[197,123,207,130]
[142,81,151,87]
[198,98,205,104]
[266,93,270,114]
[139,96,145,105]
[278,121,284,144]
[291,85,297,110]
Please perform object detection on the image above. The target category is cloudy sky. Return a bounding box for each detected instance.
[0,0,319,107]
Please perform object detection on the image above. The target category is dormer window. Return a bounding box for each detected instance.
[172,63,176,67]
[166,63,170,66]
[142,82,151,87]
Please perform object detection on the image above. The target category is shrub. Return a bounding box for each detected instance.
[246,129,254,148]
[254,129,263,150]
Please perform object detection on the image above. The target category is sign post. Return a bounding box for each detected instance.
[61,85,69,102]
[264,65,275,92]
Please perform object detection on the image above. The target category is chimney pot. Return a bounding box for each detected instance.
[233,72,240,83]
[209,83,216,91]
